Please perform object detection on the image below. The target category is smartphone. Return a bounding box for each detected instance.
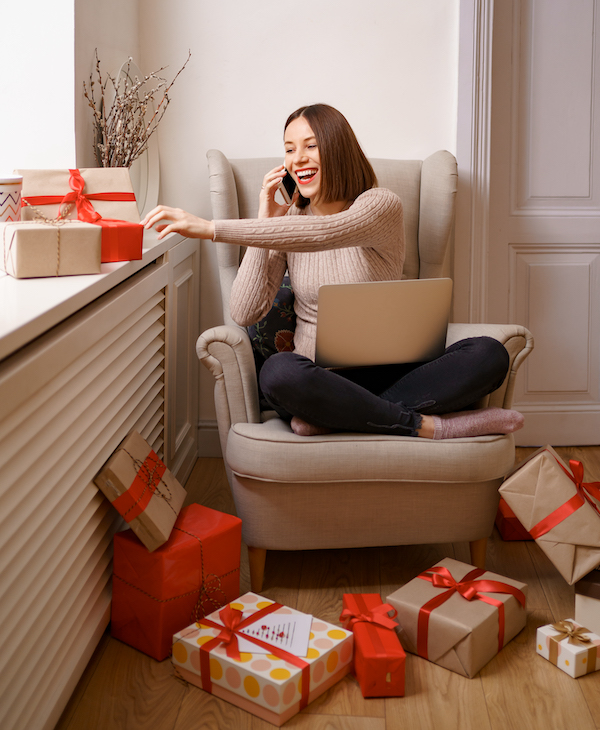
[278,169,297,205]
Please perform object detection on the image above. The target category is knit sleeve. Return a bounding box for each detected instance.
[229,247,288,327]
[212,188,403,253]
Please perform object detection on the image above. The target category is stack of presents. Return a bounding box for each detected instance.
[91,433,600,726]
[0,167,144,278]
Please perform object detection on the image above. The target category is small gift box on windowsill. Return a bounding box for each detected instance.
[0,219,101,278]
[94,430,186,551]
[340,593,405,697]
[536,619,600,678]
[18,167,143,263]
[386,557,527,678]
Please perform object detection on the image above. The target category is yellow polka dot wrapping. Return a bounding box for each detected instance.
[171,591,354,722]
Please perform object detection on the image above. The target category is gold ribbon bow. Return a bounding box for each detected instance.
[551,620,592,647]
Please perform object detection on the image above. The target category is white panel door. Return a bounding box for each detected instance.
[488,0,600,445]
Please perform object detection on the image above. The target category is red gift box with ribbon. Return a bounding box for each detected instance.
[499,445,600,584]
[340,593,405,697]
[495,497,533,541]
[172,592,353,726]
[18,167,143,262]
[386,558,527,678]
[94,430,187,552]
[111,503,242,661]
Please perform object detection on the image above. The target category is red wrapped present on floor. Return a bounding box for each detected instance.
[340,593,405,697]
[111,503,242,661]
[495,497,533,540]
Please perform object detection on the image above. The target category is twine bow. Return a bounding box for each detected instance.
[2,201,73,276]
[551,620,592,647]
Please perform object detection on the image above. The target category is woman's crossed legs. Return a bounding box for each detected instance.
[259,336,524,438]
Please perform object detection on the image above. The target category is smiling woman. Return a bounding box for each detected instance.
[143,102,522,442]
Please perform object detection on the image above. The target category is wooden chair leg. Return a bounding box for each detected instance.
[247,546,267,593]
[469,538,487,569]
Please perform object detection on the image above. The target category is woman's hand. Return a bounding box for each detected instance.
[142,206,215,240]
[258,164,298,218]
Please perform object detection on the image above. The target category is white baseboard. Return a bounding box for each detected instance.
[515,408,600,447]
[198,420,222,457]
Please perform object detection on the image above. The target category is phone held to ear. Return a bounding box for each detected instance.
[278,169,297,205]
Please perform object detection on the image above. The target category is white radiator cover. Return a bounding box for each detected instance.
[0,263,168,730]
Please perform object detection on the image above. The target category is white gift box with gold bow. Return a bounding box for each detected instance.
[536,619,600,678]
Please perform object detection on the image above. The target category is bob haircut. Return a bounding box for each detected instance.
[284,104,378,209]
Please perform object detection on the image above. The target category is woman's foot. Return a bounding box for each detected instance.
[429,408,524,439]
[291,416,332,436]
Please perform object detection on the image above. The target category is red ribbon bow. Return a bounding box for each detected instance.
[416,566,526,660]
[197,602,311,710]
[339,602,398,631]
[529,456,600,539]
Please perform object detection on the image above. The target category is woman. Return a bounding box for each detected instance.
[143,103,523,439]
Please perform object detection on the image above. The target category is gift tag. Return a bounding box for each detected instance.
[238,611,313,657]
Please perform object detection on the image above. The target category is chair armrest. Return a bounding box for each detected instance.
[196,325,261,455]
[446,323,534,409]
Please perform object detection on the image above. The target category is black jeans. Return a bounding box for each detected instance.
[259,337,510,437]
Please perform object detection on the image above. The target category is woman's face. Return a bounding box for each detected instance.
[284,116,321,200]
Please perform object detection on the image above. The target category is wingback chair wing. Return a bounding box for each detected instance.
[197,149,534,592]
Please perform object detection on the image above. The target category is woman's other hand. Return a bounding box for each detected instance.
[258,164,298,218]
[142,206,215,240]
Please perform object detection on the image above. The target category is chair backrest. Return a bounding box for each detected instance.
[206,149,458,326]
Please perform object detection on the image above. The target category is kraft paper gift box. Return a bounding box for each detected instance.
[499,445,600,585]
[18,167,143,262]
[0,220,101,278]
[94,430,186,551]
[536,619,600,678]
[340,593,405,697]
[111,503,242,661]
[386,557,527,678]
[172,592,353,727]
[575,569,600,636]
[495,497,533,541]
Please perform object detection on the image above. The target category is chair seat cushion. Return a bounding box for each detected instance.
[226,417,515,484]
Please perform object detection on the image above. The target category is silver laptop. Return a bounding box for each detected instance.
[314,278,452,369]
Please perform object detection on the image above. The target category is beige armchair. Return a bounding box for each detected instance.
[197,149,534,592]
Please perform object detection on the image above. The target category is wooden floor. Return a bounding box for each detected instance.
[55,446,600,730]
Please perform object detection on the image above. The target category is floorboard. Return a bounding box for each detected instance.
[54,448,600,730]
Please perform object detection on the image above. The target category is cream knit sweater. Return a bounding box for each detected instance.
[215,187,405,361]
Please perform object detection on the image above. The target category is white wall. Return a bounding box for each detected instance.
[139,0,460,446]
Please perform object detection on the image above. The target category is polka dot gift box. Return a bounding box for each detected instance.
[536,619,600,678]
[172,592,353,727]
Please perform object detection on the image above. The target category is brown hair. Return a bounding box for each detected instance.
[284,104,377,209]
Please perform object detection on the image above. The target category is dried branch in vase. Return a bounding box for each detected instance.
[83,49,191,168]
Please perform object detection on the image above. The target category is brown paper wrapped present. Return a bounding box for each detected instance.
[17,168,140,223]
[17,168,143,263]
[386,557,527,678]
[499,445,600,584]
[0,220,101,278]
[94,431,186,551]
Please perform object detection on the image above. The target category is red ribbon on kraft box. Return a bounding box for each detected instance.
[529,456,600,539]
[22,168,143,262]
[417,566,526,659]
[111,448,168,523]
